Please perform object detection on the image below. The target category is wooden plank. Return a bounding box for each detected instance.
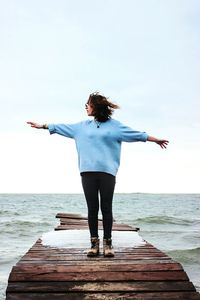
[58,220,139,231]
[59,219,100,224]
[28,243,161,252]
[33,239,153,247]
[19,251,170,259]
[29,244,155,251]
[12,262,183,273]
[6,291,200,300]
[26,248,167,255]
[28,247,159,253]
[26,251,168,258]
[20,252,169,259]
[60,220,90,225]
[7,281,195,293]
[56,213,89,220]
[19,256,170,263]
[28,244,156,252]
[9,270,189,282]
[19,245,169,258]
[16,258,175,266]
[55,225,138,231]
[19,247,167,255]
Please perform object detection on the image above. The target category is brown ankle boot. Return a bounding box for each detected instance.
[103,238,114,257]
[87,237,100,257]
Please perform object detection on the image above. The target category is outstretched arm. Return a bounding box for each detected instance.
[147,136,169,149]
[27,122,48,129]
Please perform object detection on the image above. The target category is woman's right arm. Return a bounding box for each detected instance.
[27,121,77,138]
[27,122,48,129]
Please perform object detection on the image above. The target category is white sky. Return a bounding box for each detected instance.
[0,0,200,193]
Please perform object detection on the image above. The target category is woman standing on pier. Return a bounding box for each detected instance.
[27,92,168,257]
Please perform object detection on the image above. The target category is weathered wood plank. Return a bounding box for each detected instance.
[6,291,200,300]
[27,249,167,256]
[28,246,157,253]
[7,280,195,293]
[12,262,183,273]
[26,251,167,257]
[19,242,166,252]
[55,225,138,231]
[9,270,189,282]
[32,239,153,248]
[19,245,169,259]
[20,252,169,259]
[58,220,139,231]
[56,213,89,220]
[29,244,155,251]
[28,244,163,252]
[29,247,158,253]
[16,258,175,266]
[59,218,103,224]
[59,219,100,225]
[19,256,170,264]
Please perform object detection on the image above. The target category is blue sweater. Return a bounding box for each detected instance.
[48,119,148,176]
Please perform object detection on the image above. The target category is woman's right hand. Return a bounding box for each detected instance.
[27,121,43,129]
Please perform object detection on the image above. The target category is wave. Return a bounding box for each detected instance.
[0,220,53,235]
[0,210,21,216]
[0,220,52,227]
[167,247,200,264]
[134,215,200,226]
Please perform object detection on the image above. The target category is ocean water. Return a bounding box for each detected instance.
[0,193,200,299]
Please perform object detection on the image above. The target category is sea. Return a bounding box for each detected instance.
[0,193,200,299]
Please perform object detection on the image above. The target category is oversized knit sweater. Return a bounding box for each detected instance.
[48,118,148,176]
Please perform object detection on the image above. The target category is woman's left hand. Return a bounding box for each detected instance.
[147,136,169,149]
[155,139,169,149]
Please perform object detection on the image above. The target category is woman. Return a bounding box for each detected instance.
[27,92,168,257]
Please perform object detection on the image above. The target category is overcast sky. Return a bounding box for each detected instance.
[0,0,199,193]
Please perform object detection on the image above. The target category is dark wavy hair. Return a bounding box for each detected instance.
[87,92,119,122]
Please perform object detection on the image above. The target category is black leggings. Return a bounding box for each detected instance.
[81,172,116,239]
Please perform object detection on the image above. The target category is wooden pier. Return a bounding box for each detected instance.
[6,213,200,300]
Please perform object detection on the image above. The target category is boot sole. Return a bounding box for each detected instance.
[103,253,114,257]
[87,251,99,257]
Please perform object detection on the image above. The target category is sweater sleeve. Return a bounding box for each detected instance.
[48,123,79,138]
[119,122,148,142]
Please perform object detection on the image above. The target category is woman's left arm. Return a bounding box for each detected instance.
[147,136,169,149]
